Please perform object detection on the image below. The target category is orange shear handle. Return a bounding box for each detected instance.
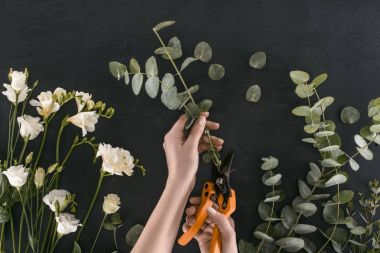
[178,182,215,246]
[209,189,236,253]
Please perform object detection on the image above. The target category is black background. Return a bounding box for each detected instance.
[1,0,380,252]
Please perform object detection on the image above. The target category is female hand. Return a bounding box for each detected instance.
[163,112,224,182]
[182,197,238,253]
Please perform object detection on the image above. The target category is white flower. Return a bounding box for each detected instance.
[102,193,121,214]
[30,91,60,119]
[2,83,29,104]
[43,189,70,212]
[67,111,99,136]
[34,167,45,189]
[55,213,81,235]
[17,115,44,140]
[96,143,135,176]
[10,71,27,91]
[53,87,67,102]
[75,91,92,112]
[2,165,29,188]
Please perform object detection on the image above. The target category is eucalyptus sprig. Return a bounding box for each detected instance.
[109,20,226,169]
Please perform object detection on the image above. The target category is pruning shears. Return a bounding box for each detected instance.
[178,151,236,253]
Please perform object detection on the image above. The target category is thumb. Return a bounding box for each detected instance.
[207,207,235,239]
[185,115,206,149]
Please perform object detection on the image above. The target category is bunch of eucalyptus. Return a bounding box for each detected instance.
[0,69,144,253]
[239,71,380,253]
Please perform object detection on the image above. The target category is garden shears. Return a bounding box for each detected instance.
[178,151,236,253]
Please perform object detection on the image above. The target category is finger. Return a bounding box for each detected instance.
[186,216,195,226]
[206,120,220,130]
[189,197,201,205]
[206,207,235,239]
[198,143,209,153]
[201,224,214,234]
[185,115,206,150]
[182,223,190,233]
[200,135,224,146]
[167,114,187,139]
[186,206,197,216]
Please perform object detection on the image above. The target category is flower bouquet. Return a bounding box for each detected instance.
[1,69,144,252]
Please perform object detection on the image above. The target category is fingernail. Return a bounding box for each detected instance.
[198,116,206,127]
[207,207,216,215]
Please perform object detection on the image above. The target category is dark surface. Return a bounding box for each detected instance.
[1,0,380,252]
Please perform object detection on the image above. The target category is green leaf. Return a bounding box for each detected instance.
[253,231,274,242]
[319,145,340,152]
[126,224,144,247]
[356,147,373,160]
[332,190,354,204]
[311,96,334,111]
[249,52,266,69]
[311,73,328,87]
[180,57,198,71]
[258,202,272,221]
[340,106,360,125]
[292,106,311,116]
[109,61,127,80]
[295,203,317,217]
[262,173,282,186]
[129,58,140,74]
[293,224,317,234]
[281,206,297,230]
[323,201,345,224]
[124,68,129,85]
[302,237,316,253]
[290,70,310,85]
[145,56,158,77]
[154,46,175,55]
[295,84,314,98]
[304,124,319,134]
[265,190,285,202]
[309,194,330,200]
[161,73,175,93]
[348,158,359,171]
[184,102,200,119]
[0,207,9,223]
[315,131,335,137]
[145,77,160,98]
[354,134,367,148]
[194,41,212,62]
[261,156,279,171]
[103,222,116,230]
[350,226,366,235]
[323,226,348,245]
[198,99,213,112]
[161,86,180,110]
[238,239,256,253]
[298,180,311,199]
[132,73,144,95]
[275,237,304,252]
[111,213,123,225]
[162,37,182,60]
[208,64,225,81]
[153,20,175,31]
[370,124,380,133]
[325,174,347,187]
[73,241,82,253]
[246,85,262,103]
[321,159,341,168]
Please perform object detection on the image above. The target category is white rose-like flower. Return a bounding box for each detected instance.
[30,91,60,119]
[17,115,44,140]
[34,167,45,189]
[67,111,99,137]
[102,193,121,214]
[96,143,135,176]
[55,213,81,235]
[10,71,27,91]
[2,165,29,188]
[75,91,92,112]
[2,83,29,104]
[53,87,67,101]
[43,189,70,213]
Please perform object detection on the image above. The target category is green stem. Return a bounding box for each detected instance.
[75,171,105,242]
[18,190,34,252]
[56,116,69,163]
[18,211,24,253]
[33,120,49,171]
[89,214,107,253]
[6,103,14,168]
[0,223,4,252]
[17,139,29,164]
[49,235,60,253]
[9,208,16,253]
[9,101,19,165]
[40,212,53,253]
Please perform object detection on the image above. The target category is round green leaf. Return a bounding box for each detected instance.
[261,156,279,170]
[145,76,160,98]
[253,231,274,242]
[349,158,359,171]
[109,61,127,80]
[275,237,305,252]
[145,56,158,77]
[292,106,311,117]
[311,73,328,87]
[340,106,360,125]
[198,99,213,112]
[350,226,366,235]
[238,240,256,253]
[249,52,266,69]
[332,190,354,204]
[208,64,225,81]
[180,57,198,72]
[161,86,180,110]
[246,85,261,103]
[258,202,272,221]
[161,73,175,93]
[298,180,311,199]
[126,224,144,247]
[162,37,182,60]
[293,224,317,234]
[290,70,310,85]
[356,147,374,160]
[295,84,314,98]
[281,205,297,230]
[295,203,317,217]
[194,41,212,62]
[153,20,175,31]
[132,73,144,95]
[129,58,140,74]
[325,174,347,187]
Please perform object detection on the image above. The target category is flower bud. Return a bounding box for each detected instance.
[102,194,121,214]
[86,100,95,110]
[25,152,34,165]
[34,167,45,189]
[47,163,58,174]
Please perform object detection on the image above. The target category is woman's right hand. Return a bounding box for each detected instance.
[182,197,238,253]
